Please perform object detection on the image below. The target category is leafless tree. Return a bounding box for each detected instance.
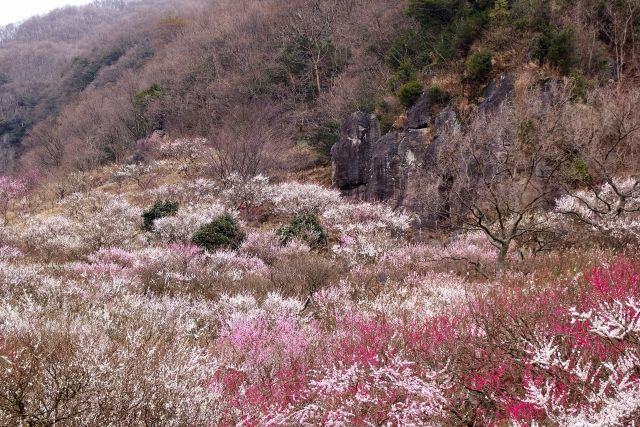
[598,0,639,83]
[282,0,357,97]
[555,86,640,241]
[26,120,65,169]
[433,86,573,268]
[207,100,292,181]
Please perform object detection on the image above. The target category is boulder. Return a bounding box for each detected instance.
[331,110,449,220]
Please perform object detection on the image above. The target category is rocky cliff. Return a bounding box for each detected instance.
[331,74,515,227]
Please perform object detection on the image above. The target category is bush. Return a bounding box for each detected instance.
[451,11,489,54]
[568,69,594,102]
[464,50,492,83]
[397,80,423,107]
[134,84,164,107]
[570,158,592,184]
[306,121,340,160]
[276,213,327,250]
[426,85,451,105]
[530,28,575,75]
[405,0,491,61]
[386,30,430,72]
[547,29,575,74]
[142,200,179,231]
[407,0,460,30]
[530,32,551,65]
[192,213,245,251]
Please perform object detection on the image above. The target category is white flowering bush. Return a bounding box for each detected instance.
[365,272,476,319]
[85,196,143,248]
[13,215,87,259]
[0,288,222,426]
[524,296,640,426]
[323,202,412,263]
[112,162,158,188]
[221,173,273,209]
[273,356,449,426]
[270,181,342,215]
[154,137,213,176]
[59,192,143,248]
[152,203,228,243]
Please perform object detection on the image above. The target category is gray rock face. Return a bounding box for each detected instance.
[405,93,430,129]
[330,112,380,196]
[366,129,428,208]
[331,75,514,229]
[367,132,400,202]
[331,113,440,215]
[478,73,515,113]
[330,107,463,228]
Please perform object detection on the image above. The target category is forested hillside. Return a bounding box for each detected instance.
[2,0,636,178]
[1,0,640,425]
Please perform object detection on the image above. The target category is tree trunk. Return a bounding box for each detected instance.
[496,242,510,271]
[313,54,322,96]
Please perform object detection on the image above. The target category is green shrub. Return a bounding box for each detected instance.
[530,28,575,75]
[407,0,461,30]
[142,200,179,231]
[388,57,418,91]
[276,213,327,250]
[306,121,340,160]
[530,32,551,65]
[465,50,493,83]
[134,84,164,107]
[376,100,402,135]
[547,29,575,74]
[406,0,491,61]
[192,213,245,251]
[426,85,451,104]
[65,47,126,93]
[132,84,165,138]
[571,158,592,184]
[568,69,595,102]
[386,30,430,72]
[451,11,489,53]
[397,80,423,107]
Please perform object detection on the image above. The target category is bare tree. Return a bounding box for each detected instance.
[555,87,640,242]
[598,0,639,83]
[433,87,572,269]
[26,120,65,169]
[281,0,355,97]
[207,100,292,181]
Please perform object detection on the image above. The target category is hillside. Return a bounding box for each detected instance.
[0,0,640,425]
[2,0,635,179]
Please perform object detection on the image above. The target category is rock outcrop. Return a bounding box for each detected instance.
[331,74,515,228]
[331,107,456,224]
[405,93,430,129]
[478,73,515,113]
[330,112,380,198]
